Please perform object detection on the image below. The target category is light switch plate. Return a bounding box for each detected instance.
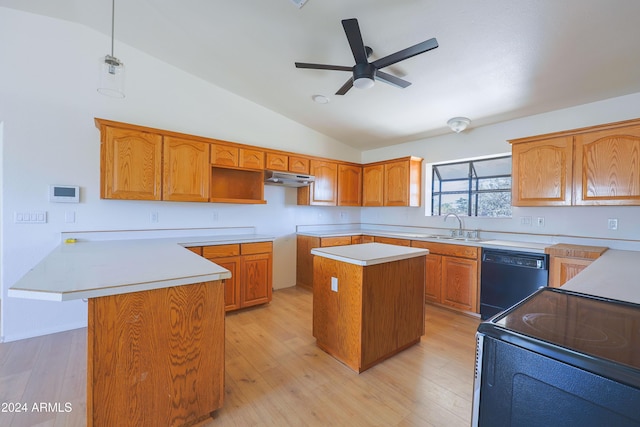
[331,277,338,292]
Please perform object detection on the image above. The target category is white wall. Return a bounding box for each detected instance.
[361,93,640,244]
[0,9,360,342]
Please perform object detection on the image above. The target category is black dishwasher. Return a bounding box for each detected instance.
[480,249,548,320]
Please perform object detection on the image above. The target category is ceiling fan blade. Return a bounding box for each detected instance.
[335,78,354,95]
[295,62,353,72]
[342,18,369,64]
[372,38,438,70]
[375,71,411,88]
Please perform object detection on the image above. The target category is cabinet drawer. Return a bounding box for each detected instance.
[203,244,240,258]
[241,241,273,255]
[185,246,202,256]
[320,236,352,247]
[411,241,479,259]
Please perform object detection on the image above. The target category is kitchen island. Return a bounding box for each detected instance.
[311,243,428,373]
[9,238,231,427]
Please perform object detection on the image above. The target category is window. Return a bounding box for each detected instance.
[431,155,512,217]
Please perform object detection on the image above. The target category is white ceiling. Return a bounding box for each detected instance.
[4,0,640,150]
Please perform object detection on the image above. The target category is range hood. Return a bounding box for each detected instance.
[264,170,315,187]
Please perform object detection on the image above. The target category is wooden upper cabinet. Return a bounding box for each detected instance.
[210,143,238,167]
[289,156,310,174]
[239,148,264,170]
[573,124,640,205]
[100,124,163,200]
[511,118,640,207]
[383,157,422,207]
[162,136,210,202]
[337,164,362,206]
[511,136,573,206]
[298,160,338,205]
[362,164,384,206]
[265,152,288,171]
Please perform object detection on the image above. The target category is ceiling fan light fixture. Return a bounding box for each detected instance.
[353,77,375,89]
[447,117,471,133]
[353,62,376,90]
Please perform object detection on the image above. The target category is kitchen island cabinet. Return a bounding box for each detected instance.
[311,243,427,373]
[545,243,608,287]
[9,239,230,427]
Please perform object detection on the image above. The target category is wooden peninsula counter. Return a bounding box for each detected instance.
[311,243,428,373]
[9,237,233,427]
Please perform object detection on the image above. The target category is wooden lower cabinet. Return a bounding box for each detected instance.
[87,281,224,427]
[297,234,366,290]
[545,244,608,288]
[441,256,478,312]
[200,242,272,311]
[412,241,480,313]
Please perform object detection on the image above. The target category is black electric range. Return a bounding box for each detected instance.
[472,287,640,427]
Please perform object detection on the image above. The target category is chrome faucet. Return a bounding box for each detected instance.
[444,213,463,237]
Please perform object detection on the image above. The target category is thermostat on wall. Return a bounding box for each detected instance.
[49,185,80,203]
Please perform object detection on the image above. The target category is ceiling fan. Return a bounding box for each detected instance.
[295,18,438,95]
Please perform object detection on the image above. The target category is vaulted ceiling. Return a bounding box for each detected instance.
[3,0,640,150]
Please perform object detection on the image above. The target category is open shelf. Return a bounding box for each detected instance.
[210,166,266,204]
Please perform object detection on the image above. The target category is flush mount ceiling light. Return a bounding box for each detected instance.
[312,94,330,104]
[447,117,471,133]
[97,0,125,98]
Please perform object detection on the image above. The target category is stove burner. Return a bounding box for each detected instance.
[521,313,629,349]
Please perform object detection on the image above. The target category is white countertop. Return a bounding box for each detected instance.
[562,250,640,304]
[7,234,280,301]
[311,243,429,266]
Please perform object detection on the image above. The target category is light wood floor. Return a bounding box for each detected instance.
[0,287,480,427]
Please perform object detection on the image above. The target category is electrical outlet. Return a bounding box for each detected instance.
[608,218,618,230]
[536,217,545,227]
[150,212,159,223]
[65,211,76,223]
[212,211,219,222]
[340,211,347,220]
[331,277,338,292]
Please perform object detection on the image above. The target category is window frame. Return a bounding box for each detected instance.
[430,155,512,217]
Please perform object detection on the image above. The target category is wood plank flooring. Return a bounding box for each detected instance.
[0,287,480,427]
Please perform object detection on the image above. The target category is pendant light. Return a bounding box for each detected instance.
[97,0,125,98]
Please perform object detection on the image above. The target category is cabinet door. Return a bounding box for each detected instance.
[574,124,640,205]
[384,160,410,206]
[320,236,353,247]
[511,136,573,206]
[265,152,288,171]
[299,160,338,205]
[289,156,310,174]
[362,164,384,206]
[549,256,592,288]
[425,254,442,304]
[162,137,210,202]
[101,126,163,200]
[337,164,362,206]
[211,144,238,167]
[210,256,241,311]
[241,253,272,308]
[374,236,411,246]
[239,148,264,170]
[441,256,478,312]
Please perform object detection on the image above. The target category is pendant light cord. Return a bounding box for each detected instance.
[110,0,115,57]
